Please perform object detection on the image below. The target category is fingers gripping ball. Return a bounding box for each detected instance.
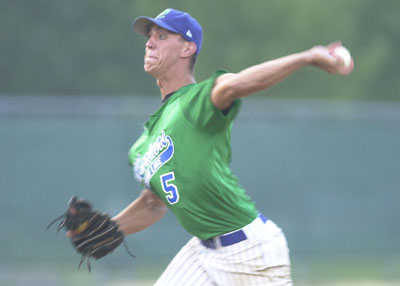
[47,196,134,272]
[332,46,352,68]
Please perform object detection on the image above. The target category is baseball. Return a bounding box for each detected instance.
[333,46,352,68]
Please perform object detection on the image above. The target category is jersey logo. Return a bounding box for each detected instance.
[134,130,174,187]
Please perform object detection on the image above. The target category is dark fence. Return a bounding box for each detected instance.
[1,95,399,283]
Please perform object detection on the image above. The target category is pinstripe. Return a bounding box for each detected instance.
[180,263,211,285]
[200,220,293,286]
[155,220,293,286]
[155,243,196,284]
[154,238,216,286]
[178,257,205,285]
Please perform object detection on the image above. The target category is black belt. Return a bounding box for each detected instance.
[201,214,268,249]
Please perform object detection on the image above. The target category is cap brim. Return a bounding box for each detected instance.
[133,16,179,36]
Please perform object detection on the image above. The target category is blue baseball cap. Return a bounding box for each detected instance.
[133,8,203,56]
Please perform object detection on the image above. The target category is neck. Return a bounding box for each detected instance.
[156,68,196,101]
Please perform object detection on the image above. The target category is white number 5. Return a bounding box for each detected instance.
[160,172,180,204]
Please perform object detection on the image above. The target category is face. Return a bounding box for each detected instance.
[144,25,186,77]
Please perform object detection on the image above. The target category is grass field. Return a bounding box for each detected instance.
[1,266,399,286]
[97,280,400,286]
[2,256,399,286]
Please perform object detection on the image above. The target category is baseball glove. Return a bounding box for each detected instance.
[47,196,134,272]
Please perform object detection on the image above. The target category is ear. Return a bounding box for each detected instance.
[181,42,197,58]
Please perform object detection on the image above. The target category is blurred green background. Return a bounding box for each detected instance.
[1,0,399,285]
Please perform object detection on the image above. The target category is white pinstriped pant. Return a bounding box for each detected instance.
[154,218,293,286]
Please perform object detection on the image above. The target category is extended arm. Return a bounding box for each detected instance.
[112,188,167,235]
[211,42,354,109]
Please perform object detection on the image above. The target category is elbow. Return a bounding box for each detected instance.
[150,198,168,214]
[143,189,167,214]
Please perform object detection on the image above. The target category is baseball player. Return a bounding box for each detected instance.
[111,8,354,286]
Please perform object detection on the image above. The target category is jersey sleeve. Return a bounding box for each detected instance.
[180,70,242,132]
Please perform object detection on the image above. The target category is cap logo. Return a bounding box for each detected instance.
[186,30,193,38]
[156,8,171,19]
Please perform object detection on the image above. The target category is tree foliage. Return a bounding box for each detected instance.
[0,0,398,100]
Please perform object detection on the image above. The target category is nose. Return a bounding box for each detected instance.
[145,37,154,50]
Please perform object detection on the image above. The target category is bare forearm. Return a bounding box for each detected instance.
[113,189,167,235]
[211,43,353,109]
[234,51,311,95]
[211,51,312,109]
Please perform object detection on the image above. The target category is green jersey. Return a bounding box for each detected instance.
[128,70,258,240]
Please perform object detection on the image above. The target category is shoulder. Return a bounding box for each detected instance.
[177,71,241,132]
[211,72,238,110]
[180,70,229,98]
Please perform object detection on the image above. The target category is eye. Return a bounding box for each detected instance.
[158,32,167,40]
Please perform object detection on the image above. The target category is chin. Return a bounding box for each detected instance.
[144,67,157,77]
